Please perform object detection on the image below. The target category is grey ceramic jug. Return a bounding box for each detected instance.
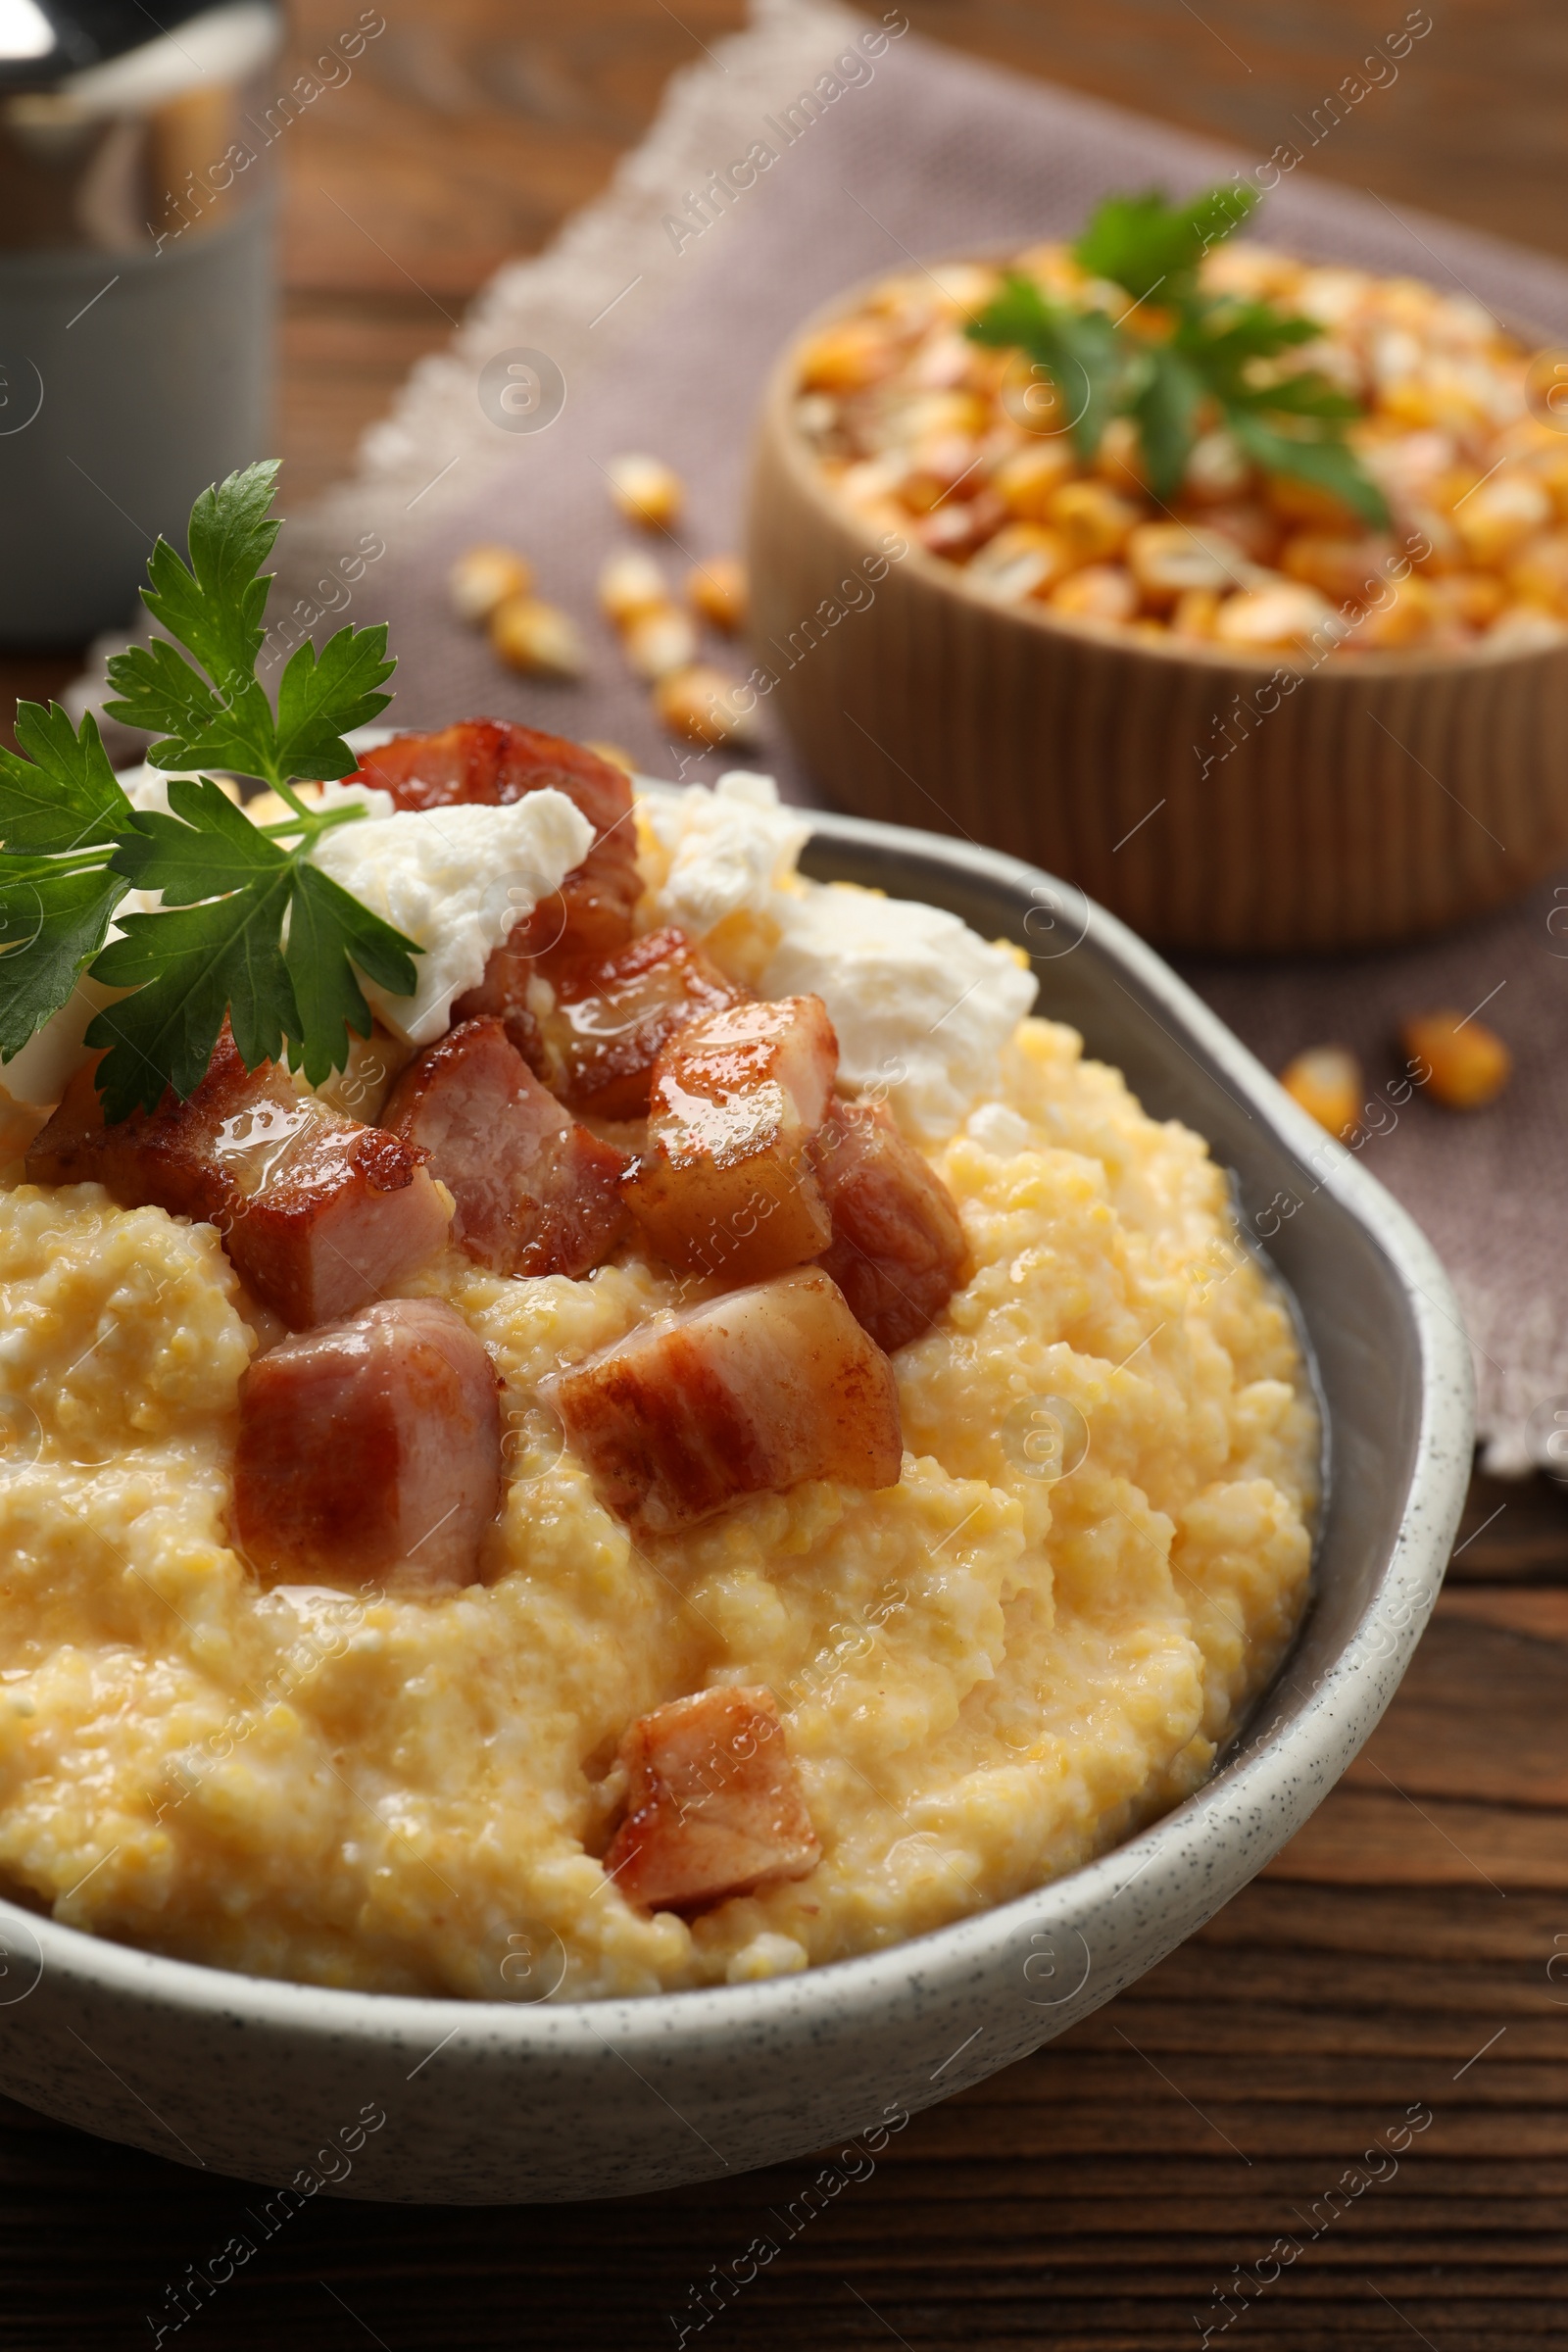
[0,0,285,645]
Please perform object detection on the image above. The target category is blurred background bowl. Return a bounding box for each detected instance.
[749,271,1568,957]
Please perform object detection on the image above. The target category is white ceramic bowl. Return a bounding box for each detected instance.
[0,810,1473,2202]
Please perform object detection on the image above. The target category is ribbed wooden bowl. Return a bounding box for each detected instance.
[748,290,1568,956]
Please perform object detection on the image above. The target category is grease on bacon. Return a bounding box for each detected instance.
[25,1030,449,1330]
[623,994,838,1283]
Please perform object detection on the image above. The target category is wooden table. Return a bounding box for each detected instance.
[5,6,1568,2344]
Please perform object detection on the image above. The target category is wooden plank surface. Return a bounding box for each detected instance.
[4,5,1568,2345]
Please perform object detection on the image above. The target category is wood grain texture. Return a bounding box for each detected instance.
[4,5,1568,2343]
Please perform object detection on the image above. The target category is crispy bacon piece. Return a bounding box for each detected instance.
[604,1686,820,1914]
[350,720,640,959]
[380,1017,628,1278]
[514,927,745,1119]
[809,1100,969,1351]
[233,1297,503,1592]
[25,1034,449,1329]
[546,1266,903,1535]
[623,995,838,1283]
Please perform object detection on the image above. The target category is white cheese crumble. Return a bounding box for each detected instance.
[637,770,810,938]
[308,791,593,1045]
[761,884,1038,1141]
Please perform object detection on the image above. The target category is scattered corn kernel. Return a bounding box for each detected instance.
[1280,1047,1363,1141]
[1280,533,1393,606]
[1171,587,1222,639]
[654,664,758,748]
[623,604,699,680]
[688,557,748,632]
[449,544,532,627]
[489,596,586,678]
[606,452,683,531]
[1348,575,1441,650]
[599,549,668,628]
[1401,1009,1512,1108]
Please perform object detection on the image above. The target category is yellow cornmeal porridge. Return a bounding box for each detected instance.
[0,1012,1316,2000]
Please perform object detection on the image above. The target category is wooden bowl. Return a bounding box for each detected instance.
[747,282,1568,956]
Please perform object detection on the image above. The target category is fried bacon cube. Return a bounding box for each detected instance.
[514,926,745,1119]
[622,994,838,1283]
[349,719,640,960]
[233,1297,503,1592]
[546,1266,903,1535]
[604,1685,820,1914]
[809,1099,970,1351]
[26,1034,450,1329]
[379,1017,628,1278]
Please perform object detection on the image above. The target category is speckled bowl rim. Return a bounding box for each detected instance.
[0,803,1475,2070]
[764,249,1568,680]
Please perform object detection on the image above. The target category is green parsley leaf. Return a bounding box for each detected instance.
[1226,411,1391,529]
[1072,181,1256,304]
[0,859,125,1062]
[965,184,1389,529]
[967,273,1128,460]
[1,464,419,1115]
[284,862,418,1089]
[273,624,396,784]
[86,777,419,1120]
[103,460,394,791]
[0,702,131,854]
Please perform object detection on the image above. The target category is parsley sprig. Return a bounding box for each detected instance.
[0,462,419,1122]
[968,184,1389,528]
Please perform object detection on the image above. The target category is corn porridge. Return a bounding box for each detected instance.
[0,745,1316,2001]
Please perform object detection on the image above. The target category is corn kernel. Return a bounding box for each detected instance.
[654,664,758,748]
[1213,582,1339,651]
[449,544,532,626]
[1506,532,1568,613]
[1280,1047,1363,1140]
[1532,450,1568,525]
[688,557,748,632]
[992,441,1077,519]
[1263,472,1364,530]
[1427,571,1507,629]
[1280,533,1393,606]
[1452,470,1552,564]
[796,319,899,393]
[1093,416,1148,496]
[623,604,699,681]
[1485,605,1568,651]
[1401,1009,1511,1108]
[1171,587,1222,639]
[489,596,586,678]
[998,351,1070,436]
[1127,522,1252,606]
[1182,428,1251,504]
[1048,564,1139,623]
[1046,480,1141,564]
[966,522,1073,603]
[606,452,683,531]
[1348,576,1440,650]
[599,549,668,627]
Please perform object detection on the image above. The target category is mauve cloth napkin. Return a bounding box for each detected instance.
[76,0,1568,1466]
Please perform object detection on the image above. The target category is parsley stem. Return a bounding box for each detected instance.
[255,801,370,843]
